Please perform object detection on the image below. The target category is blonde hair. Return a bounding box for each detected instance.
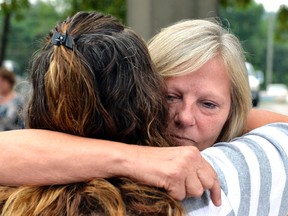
[148,18,252,143]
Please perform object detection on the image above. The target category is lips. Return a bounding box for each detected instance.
[170,134,197,145]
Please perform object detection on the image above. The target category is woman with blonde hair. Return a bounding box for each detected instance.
[148,18,251,150]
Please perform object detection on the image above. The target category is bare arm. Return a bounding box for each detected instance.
[245,108,288,133]
[0,129,125,185]
[0,129,221,205]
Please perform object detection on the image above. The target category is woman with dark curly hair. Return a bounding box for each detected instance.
[0,11,184,216]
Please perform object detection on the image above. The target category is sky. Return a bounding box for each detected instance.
[254,0,288,12]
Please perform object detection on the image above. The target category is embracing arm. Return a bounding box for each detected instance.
[245,108,288,133]
[0,129,125,185]
[0,129,221,205]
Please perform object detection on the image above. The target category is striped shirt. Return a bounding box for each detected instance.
[183,122,288,216]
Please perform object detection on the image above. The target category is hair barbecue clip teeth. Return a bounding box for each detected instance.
[52,31,74,49]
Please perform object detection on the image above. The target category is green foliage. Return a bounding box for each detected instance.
[220,1,288,86]
[278,6,288,29]
[0,0,30,19]
[4,1,64,75]
[220,0,252,8]
[0,0,31,66]
[220,3,266,66]
[272,43,288,83]
[275,6,288,42]
[60,0,126,23]
[2,0,127,75]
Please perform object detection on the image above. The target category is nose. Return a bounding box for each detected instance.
[173,102,196,128]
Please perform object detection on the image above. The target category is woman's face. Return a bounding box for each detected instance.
[0,77,13,95]
[165,56,231,150]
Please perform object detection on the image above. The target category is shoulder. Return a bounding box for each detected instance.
[199,123,288,215]
[204,122,288,162]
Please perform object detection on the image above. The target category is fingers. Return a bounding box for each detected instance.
[185,172,205,198]
[166,146,203,200]
[167,164,221,205]
[195,158,221,206]
[209,178,222,206]
[179,147,221,205]
[129,145,222,204]
[164,146,221,205]
[166,179,186,201]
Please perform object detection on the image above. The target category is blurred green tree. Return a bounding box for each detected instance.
[1,0,126,74]
[275,5,288,42]
[60,0,126,22]
[0,0,30,67]
[220,1,288,86]
[4,1,63,75]
[220,1,266,67]
[272,43,288,84]
[220,0,252,8]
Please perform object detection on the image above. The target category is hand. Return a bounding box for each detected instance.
[127,145,221,206]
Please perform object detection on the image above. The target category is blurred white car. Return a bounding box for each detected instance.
[246,62,260,106]
[266,84,288,102]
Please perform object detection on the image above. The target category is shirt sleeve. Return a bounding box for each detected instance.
[183,122,288,216]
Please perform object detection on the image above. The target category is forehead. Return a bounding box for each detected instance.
[166,56,230,84]
[165,57,231,99]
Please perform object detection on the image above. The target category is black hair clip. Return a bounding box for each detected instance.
[52,31,74,49]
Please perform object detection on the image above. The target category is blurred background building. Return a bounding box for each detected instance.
[127,0,218,40]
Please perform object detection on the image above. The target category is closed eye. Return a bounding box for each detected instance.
[202,101,217,109]
[166,94,181,103]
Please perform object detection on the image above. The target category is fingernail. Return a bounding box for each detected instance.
[216,199,222,206]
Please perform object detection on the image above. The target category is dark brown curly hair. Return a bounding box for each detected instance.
[0,11,184,216]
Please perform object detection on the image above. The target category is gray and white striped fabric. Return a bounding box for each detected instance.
[183,122,288,216]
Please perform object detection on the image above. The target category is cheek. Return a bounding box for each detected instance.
[199,113,229,136]
[167,104,180,131]
[167,103,177,119]
[1,82,11,90]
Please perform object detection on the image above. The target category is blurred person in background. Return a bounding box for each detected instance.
[0,67,25,131]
